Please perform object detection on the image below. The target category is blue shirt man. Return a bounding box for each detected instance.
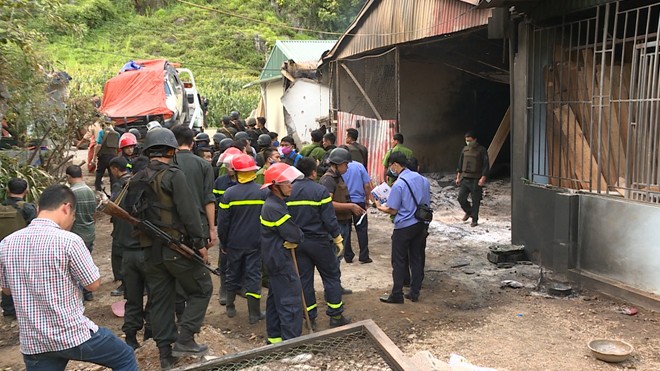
[375,151,430,303]
[341,161,373,263]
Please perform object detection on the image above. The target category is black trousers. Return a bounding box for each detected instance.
[390,222,427,298]
[95,153,117,192]
[111,242,123,282]
[345,202,370,262]
[144,247,213,348]
[457,177,483,222]
[122,249,151,335]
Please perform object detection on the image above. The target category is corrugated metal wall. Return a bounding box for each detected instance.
[330,0,492,60]
[336,111,396,183]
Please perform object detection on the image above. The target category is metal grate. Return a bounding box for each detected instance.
[527,1,660,203]
[172,320,414,371]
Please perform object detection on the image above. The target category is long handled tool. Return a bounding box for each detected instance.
[290,249,314,334]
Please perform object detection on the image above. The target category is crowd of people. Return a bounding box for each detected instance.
[0,107,491,369]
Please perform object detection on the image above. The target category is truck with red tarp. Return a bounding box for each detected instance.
[99,59,189,136]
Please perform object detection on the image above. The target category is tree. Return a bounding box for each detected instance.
[275,0,365,35]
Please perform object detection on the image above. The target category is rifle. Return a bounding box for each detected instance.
[97,197,220,276]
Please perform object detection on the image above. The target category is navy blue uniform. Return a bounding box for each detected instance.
[213,173,237,269]
[218,182,267,299]
[287,178,344,320]
[260,193,304,343]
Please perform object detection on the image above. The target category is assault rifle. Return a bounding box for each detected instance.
[97,197,220,277]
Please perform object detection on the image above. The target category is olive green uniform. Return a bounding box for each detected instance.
[300,142,326,162]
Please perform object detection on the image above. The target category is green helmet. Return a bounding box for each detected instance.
[143,128,178,157]
[328,147,352,165]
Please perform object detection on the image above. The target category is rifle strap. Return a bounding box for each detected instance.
[115,181,130,206]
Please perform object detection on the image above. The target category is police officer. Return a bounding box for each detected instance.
[218,154,267,324]
[319,148,366,293]
[235,131,257,158]
[93,120,119,191]
[193,132,211,155]
[246,117,260,145]
[108,156,151,349]
[255,134,273,167]
[213,147,242,306]
[456,131,489,227]
[212,138,235,178]
[288,157,349,330]
[126,128,212,368]
[375,152,431,303]
[260,163,305,343]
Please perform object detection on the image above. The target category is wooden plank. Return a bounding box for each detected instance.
[487,106,511,168]
[340,63,383,120]
[554,105,607,192]
[596,64,625,184]
[545,66,561,187]
[364,320,418,371]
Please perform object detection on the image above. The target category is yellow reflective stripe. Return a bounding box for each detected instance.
[219,200,265,209]
[213,189,224,195]
[327,301,343,309]
[306,303,318,312]
[286,197,332,207]
[260,214,291,227]
[245,292,261,299]
[126,163,133,169]
[267,337,282,344]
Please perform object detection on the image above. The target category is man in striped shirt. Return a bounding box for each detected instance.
[0,184,137,370]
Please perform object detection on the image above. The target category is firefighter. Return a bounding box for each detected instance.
[213,147,242,306]
[125,127,212,368]
[118,132,138,172]
[217,154,267,324]
[319,148,366,293]
[287,157,350,330]
[259,163,305,343]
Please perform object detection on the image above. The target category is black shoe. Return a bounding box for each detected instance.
[341,287,353,295]
[125,333,140,350]
[404,293,419,302]
[2,311,15,318]
[329,315,351,327]
[173,328,209,357]
[379,294,404,304]
[111,283,125,297]
[344,257,354,263]
[462,213,471,221]
[160,356,178,370]
[471,221,478,227]
[359,258,373,264]
[83,292,93,301]
[226,291,237,318]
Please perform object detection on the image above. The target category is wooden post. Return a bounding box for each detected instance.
[487,106,511,168]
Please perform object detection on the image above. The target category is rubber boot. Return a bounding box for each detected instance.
[247,296,265,325]
[219,275,227,306]
[125,332,140,350]
[226,291,237,318]
[172,327,209,357]
[329,314,351,328]
[159,345,177,370]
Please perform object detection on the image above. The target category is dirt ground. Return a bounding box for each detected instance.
[1,154,659,370]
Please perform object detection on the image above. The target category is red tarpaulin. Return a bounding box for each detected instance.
[99,59,170,120]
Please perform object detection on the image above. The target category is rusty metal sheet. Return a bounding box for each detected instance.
[327,0,492,61]
[336,111,396,183]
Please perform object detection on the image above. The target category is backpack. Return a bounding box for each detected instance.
[0,201,27,241]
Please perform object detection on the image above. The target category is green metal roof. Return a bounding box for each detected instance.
[258,40,337,82]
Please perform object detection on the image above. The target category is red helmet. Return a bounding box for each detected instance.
[119,133,138,149]
[260,162,304,190]
[218,147,243,167]
[231,154,259,172]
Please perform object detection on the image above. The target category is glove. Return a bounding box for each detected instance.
[283,241,298,250]
[333,235,344,258]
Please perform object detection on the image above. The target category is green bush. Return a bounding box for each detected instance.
[59,0,117,30]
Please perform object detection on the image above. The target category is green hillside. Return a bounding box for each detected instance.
[46,0,315,125]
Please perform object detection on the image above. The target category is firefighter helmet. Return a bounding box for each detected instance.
[119,133,138,149]
[260,162,304,190]
[231,154,259,172]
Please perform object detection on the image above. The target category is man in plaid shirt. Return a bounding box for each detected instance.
[0,185,137,370]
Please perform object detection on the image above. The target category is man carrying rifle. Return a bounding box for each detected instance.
[124,128,212,369]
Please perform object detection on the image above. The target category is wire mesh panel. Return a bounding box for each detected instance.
[172,320,413,371]
[527,1,660,203]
